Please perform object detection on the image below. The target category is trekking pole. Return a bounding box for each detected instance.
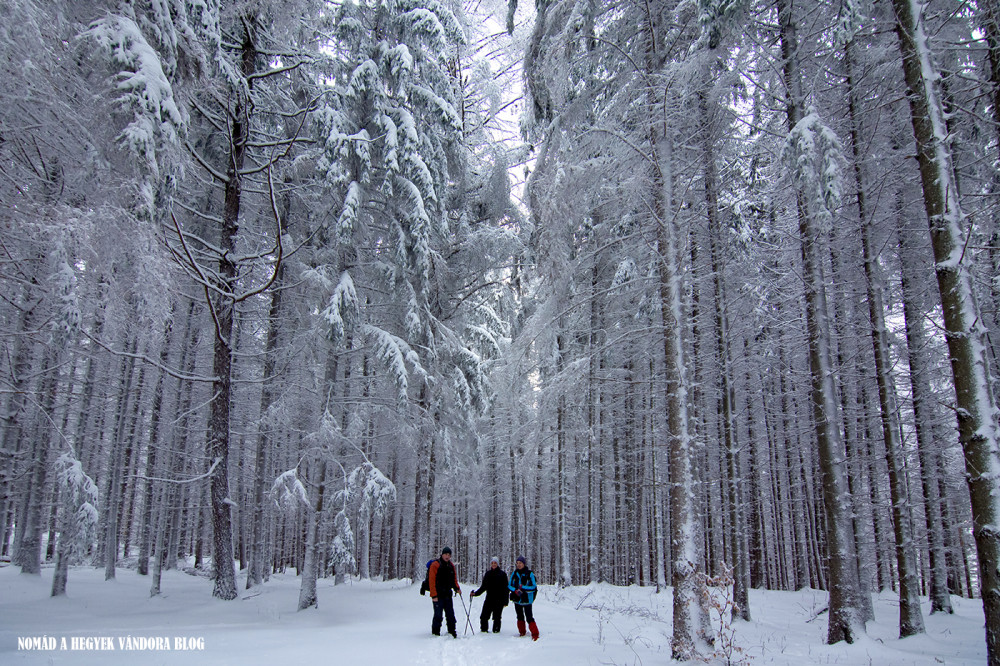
[459,591,475,636]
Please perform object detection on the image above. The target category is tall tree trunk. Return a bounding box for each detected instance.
[412,437,425,580]
[845,42,924,637]
[359,504,371,581]
[829,248,875,621]
[890,1,1000,660]
[556,331,571,588]
[247,176,289,589]
[138,320,172,576]
[897,192,954,614]
[650,74,705,664]
[980,1,1000,394]
[6,283,39,571]
[699,78,750,621]
[637,1,710,649]
[411,381,437,580]
[651,358,667,592]
[298,459,328,610]
[15,347,59,575]
[51,494,72,597]
[103,337,138,581]
[660,187,704,659]
[149,480,168,597]
[778,333,809,591]
[204,18,259,602]
[588,264,602,584]
[119,363,147,559]
[744,337,768,589]
[776,0,865,644]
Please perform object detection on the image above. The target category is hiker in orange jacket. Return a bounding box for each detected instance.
[429,546,461,637]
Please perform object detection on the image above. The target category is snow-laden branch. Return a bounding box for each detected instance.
[362,324,429,404]
[134,457,223,484]
[169,211,227,349]
[83,330,218,383]
[184,141,230,183]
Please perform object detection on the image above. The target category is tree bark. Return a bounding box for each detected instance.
[298,460,328,610]
[556,330,571,588]
[247,180,289,589]
[897,194,954,614]
[15,347,59,575]
[845,41,924,637]
[890,1,1000,660]
[6,282,39,571]
[776,0,865,644]
[699,77,750,621]
[204,18,259,602]
[138,321,172,576]
[651,71,704,666]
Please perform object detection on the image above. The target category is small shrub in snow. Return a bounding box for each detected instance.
[700,566,751,665]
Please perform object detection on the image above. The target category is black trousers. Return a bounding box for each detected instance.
[432,596,457,635]
[479,599,504,632]
[514,603,535,624]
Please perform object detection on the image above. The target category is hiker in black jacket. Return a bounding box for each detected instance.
[469,557,508,633]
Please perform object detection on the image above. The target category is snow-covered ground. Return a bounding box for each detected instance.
[0,564,986,664]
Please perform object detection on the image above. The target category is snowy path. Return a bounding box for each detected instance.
[0,564,986,664]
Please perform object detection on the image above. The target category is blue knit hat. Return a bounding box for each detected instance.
[516,556,526,565]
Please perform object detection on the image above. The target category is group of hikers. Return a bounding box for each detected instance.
[423,546,540,641]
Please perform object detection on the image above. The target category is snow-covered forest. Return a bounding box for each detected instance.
[2,0,1000,663]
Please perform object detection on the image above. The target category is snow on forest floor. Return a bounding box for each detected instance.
[0,563,986,665]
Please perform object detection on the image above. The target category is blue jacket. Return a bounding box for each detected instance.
[508,568,537,605]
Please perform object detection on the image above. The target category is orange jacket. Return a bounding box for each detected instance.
[428,558,460,598]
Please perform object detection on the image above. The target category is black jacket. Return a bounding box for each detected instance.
[472,567,509,606]
[429,558,460,598]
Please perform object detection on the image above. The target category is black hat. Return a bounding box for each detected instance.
[441,546,452,555]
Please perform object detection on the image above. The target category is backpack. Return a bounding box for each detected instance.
[418,559,434,595]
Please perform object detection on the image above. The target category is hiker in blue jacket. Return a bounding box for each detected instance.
[508,556,540,640]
